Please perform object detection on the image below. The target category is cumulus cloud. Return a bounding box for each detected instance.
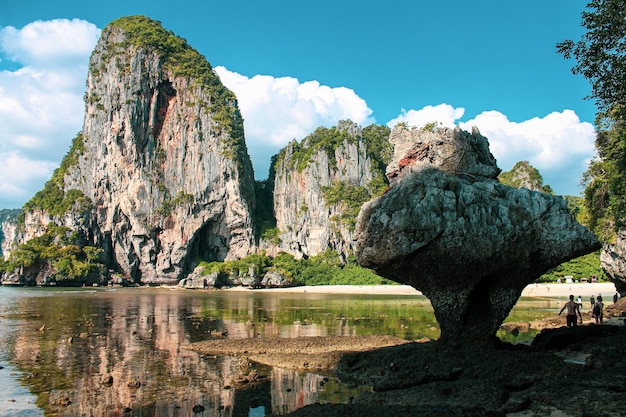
[0,19,100,208]
[387,103,596,196]
[387,104,466,129]
[215,66,375,178]
[460,109,595,196]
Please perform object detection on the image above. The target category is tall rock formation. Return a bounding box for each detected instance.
[600,232,626,296]
[498,160,552,193]
[271,121,390,260]
[355,125,600,346]
[0,209,19,258]
[15,16,256,284]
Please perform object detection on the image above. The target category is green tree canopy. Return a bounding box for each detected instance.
[557,0,626,113]
[558,0,626,241]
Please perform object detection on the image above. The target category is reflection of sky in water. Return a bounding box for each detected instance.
[0,287,560,416]
[250,406,265,417]
[0,362,42,416]
[0,294,42,417]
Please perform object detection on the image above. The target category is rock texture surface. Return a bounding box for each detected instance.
[601,231,626,295]
[0,209,19,258]
[15,17,256,284]
[355,125,600,345]
[271,121,384,260]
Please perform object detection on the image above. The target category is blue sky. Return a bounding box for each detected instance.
[0,1,597,208]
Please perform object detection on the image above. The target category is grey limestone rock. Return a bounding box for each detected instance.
[271,120,381,260]
[261,270,293,288]
[355,125,600,345]
[600,231,626,296]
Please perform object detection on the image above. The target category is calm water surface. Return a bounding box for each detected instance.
[0,286,562,416]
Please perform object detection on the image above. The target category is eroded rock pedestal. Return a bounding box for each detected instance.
[355,125,600,346]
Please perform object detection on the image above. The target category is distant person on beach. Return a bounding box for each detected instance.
[614,293,619,304]
[559,295,582,327]
[590,295,595,309]
[576,295,583,309]
[592,295,604,325]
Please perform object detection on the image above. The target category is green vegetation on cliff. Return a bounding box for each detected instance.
[254,155,278,241]
[321,182,371,230]
[102,16,251,180]
[276,125,357,173]
[0,223,103,280]
[21,132,92,221]
[362,124,393,195]
[499,161,553,194]
[272,122,392,232]
[274,123,392,184]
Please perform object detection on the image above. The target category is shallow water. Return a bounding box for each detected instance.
[0,286,562,416]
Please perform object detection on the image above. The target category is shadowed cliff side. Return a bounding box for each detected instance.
[601,231,626,295]
[354,124,600,346]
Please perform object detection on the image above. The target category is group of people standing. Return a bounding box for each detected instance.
[559,293,609,327]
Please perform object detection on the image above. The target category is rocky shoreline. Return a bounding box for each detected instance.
[186,297,626,417]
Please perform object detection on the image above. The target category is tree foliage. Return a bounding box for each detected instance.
[104,16,250,177]
[362,124,393,195]
[321,181,371,230]
[1,223,103,280]
[558,0,626,241]
[21,132,92,220]
[556,0,626,113]
[198,250,394,286]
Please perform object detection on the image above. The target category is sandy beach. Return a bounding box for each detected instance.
[223,282,618,298]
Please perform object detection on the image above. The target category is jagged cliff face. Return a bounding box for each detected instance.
[498,160,550,193]
[0,209,19,258]
[18,17,256,284]
[601,231,626,296]
[271,121,388,259]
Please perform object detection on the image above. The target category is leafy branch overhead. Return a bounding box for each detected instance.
[558,0,626,241]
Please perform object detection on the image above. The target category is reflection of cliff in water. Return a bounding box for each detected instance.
[271,368,326,415]
[2,289,371,416]
[8,291,240,416]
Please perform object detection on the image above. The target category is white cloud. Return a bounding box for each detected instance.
[386,103,596,196]
[0,152,58,207]
[387,104,466,129]
[0,19,100,208]
[215,66,375,178]
[0,18,99,67]
[460,109,596,196]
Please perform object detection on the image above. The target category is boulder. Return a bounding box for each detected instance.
[355,125,600,346]
[261,271,293,288]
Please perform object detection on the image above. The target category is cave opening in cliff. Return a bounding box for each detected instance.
[184,222,228,272]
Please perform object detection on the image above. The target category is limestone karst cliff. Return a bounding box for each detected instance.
[498,160,553,193]
[7,16,256,285]
[269,121,391,260]
[0,209,19,258]
[601,231,626,295]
